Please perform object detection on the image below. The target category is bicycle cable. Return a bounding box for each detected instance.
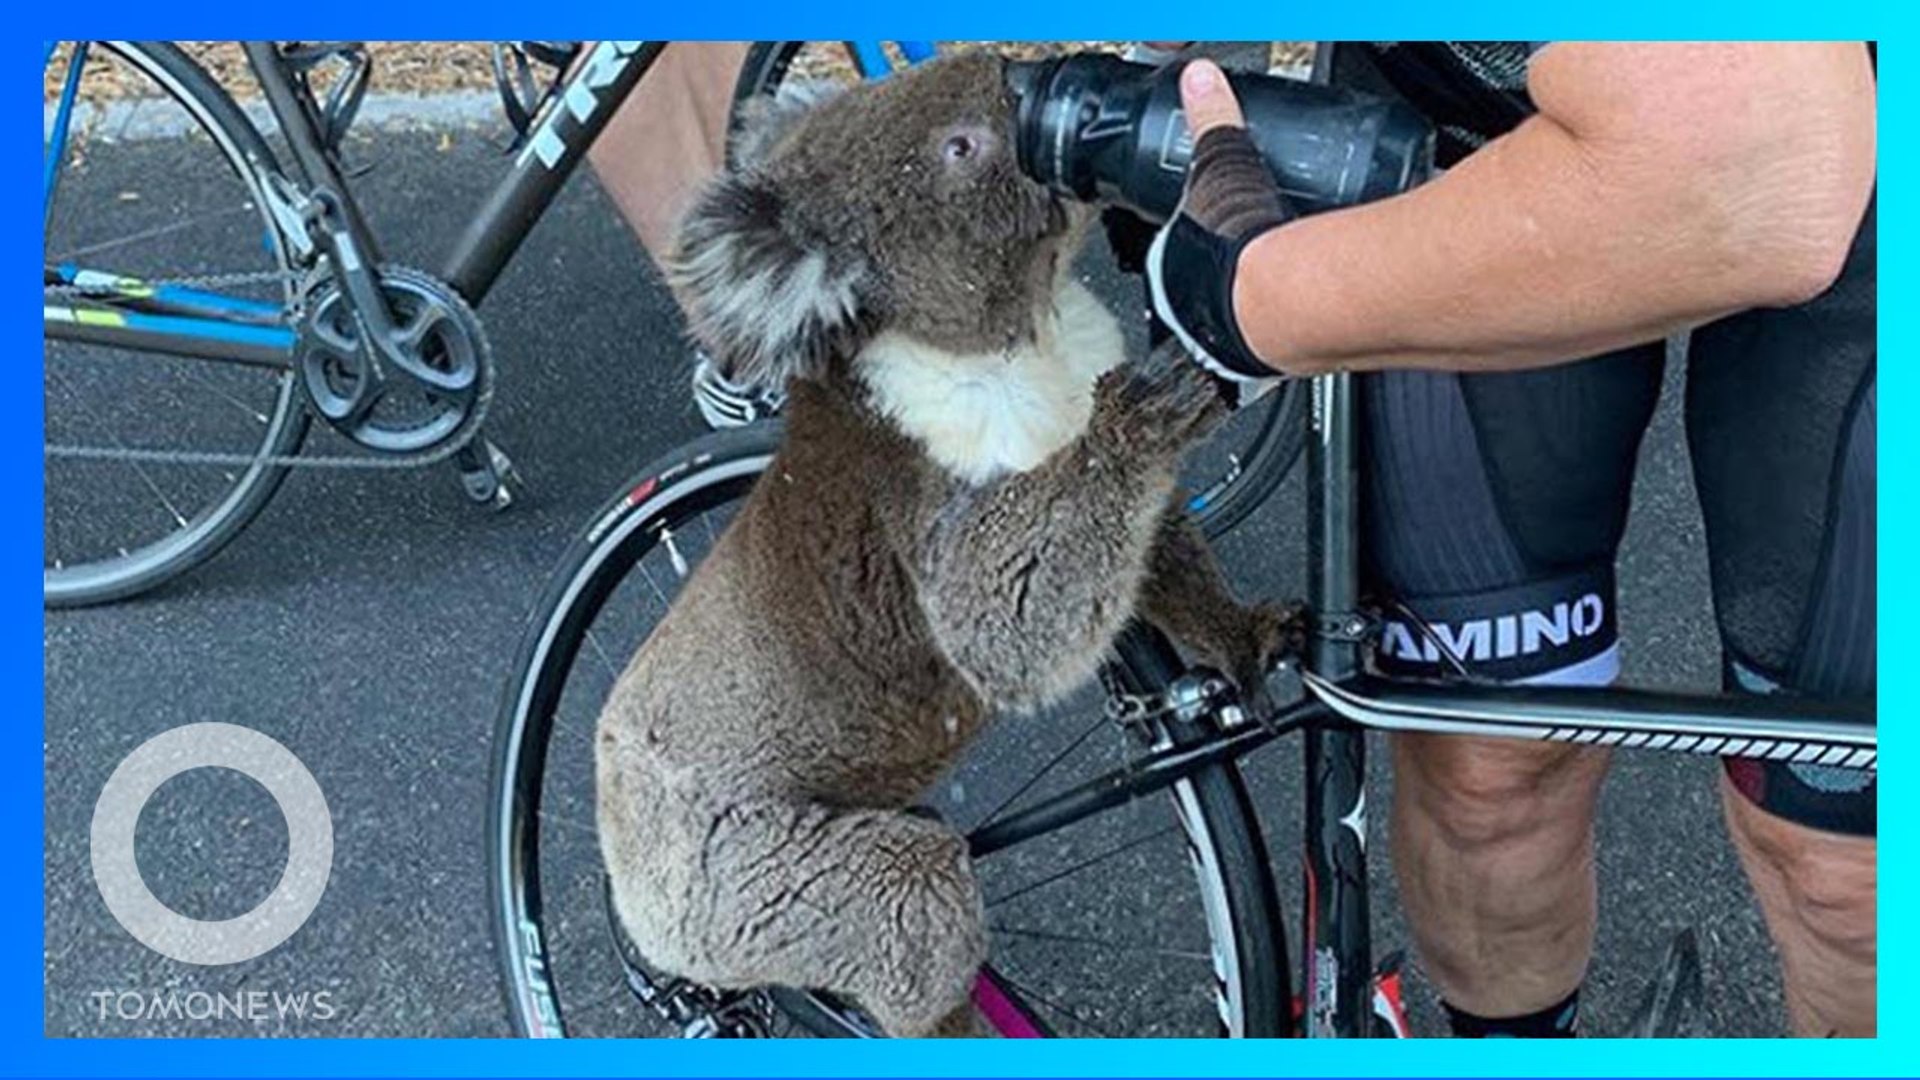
[1381,596,1500,686]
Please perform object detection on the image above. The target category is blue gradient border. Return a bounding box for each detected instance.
[16,12,1901,1078]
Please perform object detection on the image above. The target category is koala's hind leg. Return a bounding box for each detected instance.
[614,798,987,1038]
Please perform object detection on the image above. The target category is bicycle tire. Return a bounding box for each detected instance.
[1188,381,1308,540]
[729,42,896,166]
[730,42,810,139]
[729,42,1307,541]
[1108,620,1294,1036]
[43,41,308,608]
[489,423,1290,1037]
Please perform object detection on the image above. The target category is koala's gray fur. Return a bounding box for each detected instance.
[597,54,1296,1038]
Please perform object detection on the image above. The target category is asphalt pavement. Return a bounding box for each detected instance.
[43,119,1792,1038]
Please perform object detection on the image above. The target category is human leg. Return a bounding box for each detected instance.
[1722,780,1875,1036]
[1363,350,1663,1032]
[1391,733,1610,1026]
[587,42,748,260]
[1686,195,1876,1036]
[586,42,788,427]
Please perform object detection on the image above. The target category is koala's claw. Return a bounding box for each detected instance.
[1096,339,1230,449]
[1255,600,1312,665]
[1223,601,1310,719]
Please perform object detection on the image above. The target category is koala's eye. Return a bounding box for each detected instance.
[942,133,979,163]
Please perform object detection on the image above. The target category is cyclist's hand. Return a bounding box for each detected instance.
[1147,60,1290,388]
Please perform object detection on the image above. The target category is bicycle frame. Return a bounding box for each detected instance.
[960,365,1876,1037]
[43,40,951,359]
[44,40,666,361]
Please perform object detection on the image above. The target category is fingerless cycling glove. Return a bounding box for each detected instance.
[1146,126,1291,383]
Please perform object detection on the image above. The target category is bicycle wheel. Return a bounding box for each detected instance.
[730,42,1307,540]
[44,41,307,607]
[489,424,1289,1037]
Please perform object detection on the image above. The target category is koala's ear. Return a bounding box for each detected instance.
[727,79,842,168]
[668,170,871,392]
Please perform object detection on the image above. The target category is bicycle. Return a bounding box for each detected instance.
[41,40,1304,607]
[485,44,1877,1038]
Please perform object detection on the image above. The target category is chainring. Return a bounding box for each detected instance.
[297,264,494,456]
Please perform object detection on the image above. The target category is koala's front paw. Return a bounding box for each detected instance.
[1094,339,1230,453]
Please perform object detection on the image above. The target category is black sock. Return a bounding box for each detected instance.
[1443,989,1580,1038]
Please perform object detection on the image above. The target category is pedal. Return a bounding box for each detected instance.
[1624,928,1704,1037]
[600,876,774,1037]
[455,439,519,510]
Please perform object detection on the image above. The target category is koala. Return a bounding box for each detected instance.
[595,53,1297,1038]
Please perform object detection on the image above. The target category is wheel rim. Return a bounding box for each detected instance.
[43,41,302,602]
[494,445,1259,1038]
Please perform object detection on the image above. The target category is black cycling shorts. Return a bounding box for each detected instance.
[1362,197,1876,837]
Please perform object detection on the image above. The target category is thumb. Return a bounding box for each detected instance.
[1179,59,1246,139]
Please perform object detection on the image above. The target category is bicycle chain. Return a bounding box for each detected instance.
[42,266,300,301]
[44,267,493,471]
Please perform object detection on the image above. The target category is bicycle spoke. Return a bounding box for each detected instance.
[498,416,1275,1038]
[636,560,672,610]
[41,42,318,606]
[545,634,621,742]
[984,824,1180,908]
[192,371,276,428]
[582,627,620,680]
[49,367,190,529]
[48,203,257,265]
[540,808,597,837]
[987,967,1114,1038]
[989,923,1211,962]
[969,712,1108,832]
[547,704,592,744]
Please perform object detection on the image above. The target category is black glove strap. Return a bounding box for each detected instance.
[1153,217,1271,378]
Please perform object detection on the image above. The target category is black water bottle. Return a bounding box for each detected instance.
[1006,54,1434,223]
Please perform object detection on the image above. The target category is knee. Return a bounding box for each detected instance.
[874,823,987,974]
[848,821,985,1035]
[1725,785,1876,957]
[1396,734,1609,852]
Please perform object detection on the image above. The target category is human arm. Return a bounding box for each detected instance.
[1173,44,1876,376]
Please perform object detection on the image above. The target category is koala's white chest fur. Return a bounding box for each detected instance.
[857,279,1125,485]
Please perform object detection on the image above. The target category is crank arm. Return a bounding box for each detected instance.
[306,195,478,399]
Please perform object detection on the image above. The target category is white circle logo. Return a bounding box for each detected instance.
[90,723,332,965]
